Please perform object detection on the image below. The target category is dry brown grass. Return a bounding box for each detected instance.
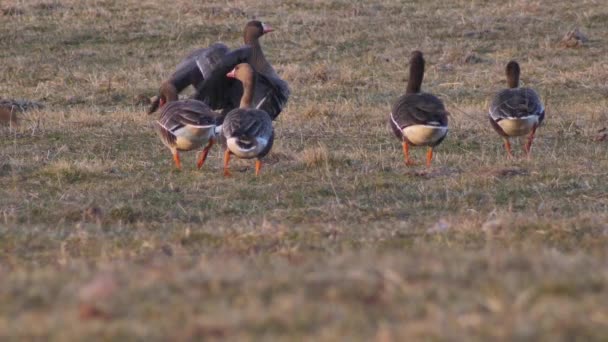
[1,0,608,340]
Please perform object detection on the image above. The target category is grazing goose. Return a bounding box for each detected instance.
[221,63,274,177]
[489,61,545,158]
[154,82,220,170]
[389,51,449,168]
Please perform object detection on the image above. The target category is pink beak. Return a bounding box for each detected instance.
[226,69,236,78]
[262,23,274,34]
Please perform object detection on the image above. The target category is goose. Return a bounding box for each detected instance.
[149,20,289,120]
[154,82,221,170]
[389,51,449,168]
[148,20,272,114]
[193,21,289,120]
[489,60,545,158]
[221,63,274,177]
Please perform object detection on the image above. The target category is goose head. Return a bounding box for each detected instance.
[158,81,179,109]
[227,63,257,108]
[244,20,274,44]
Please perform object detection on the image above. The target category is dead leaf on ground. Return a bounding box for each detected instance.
[592,127,607,142]
[82,206,103,222]
[594,133,607,142]
[559,27,588,48]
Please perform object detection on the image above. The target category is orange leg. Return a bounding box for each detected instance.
[503,138,513,159]
[524,125,538,158]
[402,141,415,166]
[172,150,182,170]
[255,160,262,176]
[426,147,433,168]
[223,149,232,177]
[197,138,214,169]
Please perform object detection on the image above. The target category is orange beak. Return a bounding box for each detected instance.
[262,23,274,34]
[226,69,236,78]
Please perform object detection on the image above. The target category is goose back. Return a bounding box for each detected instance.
[156,100,219,151]
[194,50,289,119]
[489,87,544,137]
[390,93,449,146]
[389,51,448,146]
[222,108,274,159]
[489,88,544,122]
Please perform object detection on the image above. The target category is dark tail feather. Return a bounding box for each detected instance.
[236,137,255,149]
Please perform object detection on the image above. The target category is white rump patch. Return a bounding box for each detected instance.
[497,116,539,137]
[402,125,448,146]
[173,125,215,150]
[226,137,269,158]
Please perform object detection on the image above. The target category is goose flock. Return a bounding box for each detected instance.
[149,20,545,176]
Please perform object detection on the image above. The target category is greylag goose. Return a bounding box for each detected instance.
[389,51,449,168]
[221,63,274,177]
[489,60,545,158]
[154,82,221,170]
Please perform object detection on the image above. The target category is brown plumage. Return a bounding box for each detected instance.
[489,60,545,158]
[154,83,221,170]
[221,63,274,177]
[193,21,288,120]
[389,51,449,168]
[148,20,289,121]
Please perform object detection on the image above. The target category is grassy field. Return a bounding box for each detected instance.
[1,0,608,340]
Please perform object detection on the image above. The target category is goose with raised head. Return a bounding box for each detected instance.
[221,63,274,177]
[148,20,273,114]
[193,21,289,120]
[154,82,221,170]
[149,20,289,120]
[389,51,449,168]
[489,60,545,158]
